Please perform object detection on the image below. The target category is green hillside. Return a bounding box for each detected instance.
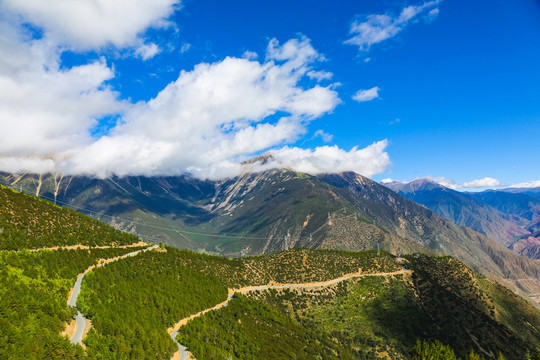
[0,185,139,250]
[0,247,147,359]
[224,255,540,360]
[0,186,147,359]
[1,181,539,360]
[177,294,357,360]
[168,247,401,287]
[76,246,401,358]
[79,249,228,359]
[3,170,539,310]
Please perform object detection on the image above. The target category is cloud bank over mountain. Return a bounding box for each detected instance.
[0,2,390,179]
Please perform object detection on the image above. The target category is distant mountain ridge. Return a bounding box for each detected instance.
[384,179,540,260]
[1,170,539,307]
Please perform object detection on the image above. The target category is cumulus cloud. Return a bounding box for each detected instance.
[135,42,161,60]
[461,177,503,188]
[250,140,391,178]
[1,0,179,50]
[0,22,124,174]
[0,5,392,181]
[314,130,333,143]
[353,86,380,102]
[345,0,442,51]
[57,38,345,179]
[508,180,540,189]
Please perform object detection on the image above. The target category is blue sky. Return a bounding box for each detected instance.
[0,0,539,189]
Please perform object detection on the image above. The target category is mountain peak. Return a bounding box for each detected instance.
[241,153,275,166]
[383,178,444,194]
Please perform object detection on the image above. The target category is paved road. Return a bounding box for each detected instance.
[169,292,236,360]
[69,245,159,345]
[169,268,409,359]
[170,330,189,360]
[68,272,88,344]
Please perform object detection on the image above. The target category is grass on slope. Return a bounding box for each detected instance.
[0,185,140,250]
[404,255,538,358]
[476,276,540,347]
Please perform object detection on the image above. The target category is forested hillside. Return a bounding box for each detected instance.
[0,247,147,359]
[0,186,149,359]
[2,171,540,310]
[178,294,358,359]
[1,186,539,360]
[76,246,401,358]
[169,247,400,287]
[0,185,139,250]
[78,249,229,359]
[188,255,539,360]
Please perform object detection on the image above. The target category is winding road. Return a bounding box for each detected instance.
[67,244,159,345]
[67,249,407,358]
[168,268,410,360]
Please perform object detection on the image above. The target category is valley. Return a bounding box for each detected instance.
[2,170,539,308]
[0,184,539,359]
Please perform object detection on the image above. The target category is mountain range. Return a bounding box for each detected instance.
[383,179,540,260]
[1,168,539,308]
[1,183,539,359]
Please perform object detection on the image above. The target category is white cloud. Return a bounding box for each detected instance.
[429,176,459,189]
[419,176,503,190]
[242,50,258,60]
[345,0,442,51]
[58,38,342,179]
[180,43,191,53]
[380,178,395,184]
[249,140,391,178]
[353,86,380,102]
[426,8,440,23]
[314,130,333,143]
[307,70,333,81]
[461,177,503,188]
[0,24,124,173]
[508,180,540,189]
[0,8,390,181]
[0,157,56,175]
[1,0,179,50]
[135,42,161,60]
